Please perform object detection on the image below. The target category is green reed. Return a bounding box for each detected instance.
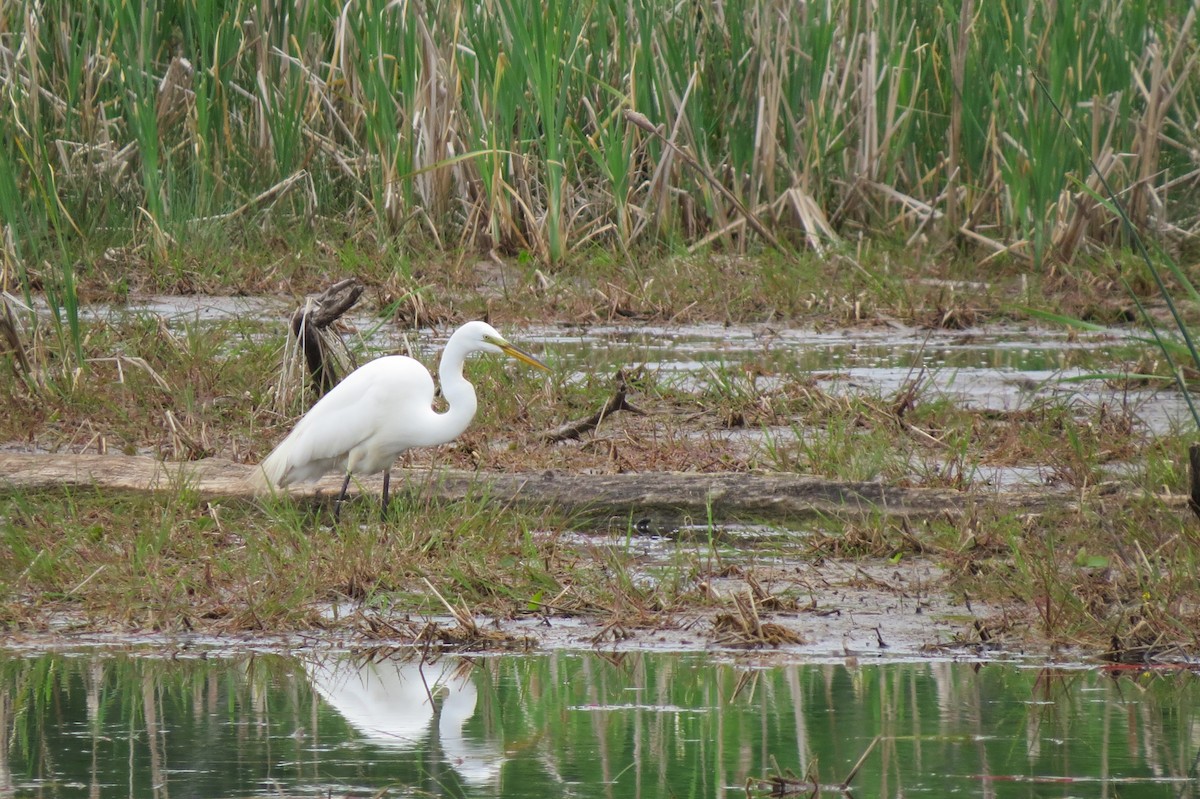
[0,0,1191,273]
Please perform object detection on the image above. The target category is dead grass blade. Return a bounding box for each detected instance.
[88,355,173,393]
[197,170,316,224]
[0,290,36,386]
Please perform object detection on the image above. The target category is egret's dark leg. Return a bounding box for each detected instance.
[334,471,352,523]
[381,468,391,519]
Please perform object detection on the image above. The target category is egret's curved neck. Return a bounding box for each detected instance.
[434,331,479,443]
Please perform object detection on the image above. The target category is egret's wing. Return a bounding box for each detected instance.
[260,356,434,486]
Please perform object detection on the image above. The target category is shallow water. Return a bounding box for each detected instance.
[321,318,1185,452]
[2,648,1197,798]
[44,294,1193,434]
[528,322,1187,428]
[524,322,1190,488]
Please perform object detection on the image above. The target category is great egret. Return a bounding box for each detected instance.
[255,320,548,518]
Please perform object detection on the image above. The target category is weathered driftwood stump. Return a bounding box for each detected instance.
[289,279,363,395]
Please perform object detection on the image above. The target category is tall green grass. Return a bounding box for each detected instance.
[0,0,1192,274]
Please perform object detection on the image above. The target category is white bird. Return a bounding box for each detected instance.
[255,320,548,518]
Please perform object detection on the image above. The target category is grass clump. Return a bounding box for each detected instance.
[1,485,806,650]
[945,500,1200,659]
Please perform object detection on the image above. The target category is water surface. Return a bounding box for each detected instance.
[2,648,1197,797]
[41,293,1194,438]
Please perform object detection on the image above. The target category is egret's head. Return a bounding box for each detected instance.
[463,321,549,371]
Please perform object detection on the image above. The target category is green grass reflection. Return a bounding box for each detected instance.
[1,650,1197,797]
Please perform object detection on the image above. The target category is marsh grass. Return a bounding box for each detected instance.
[0,292,1177,492]
[0,488,573,630]
[795,499,1200,657]
[0,0,1193,421]
[0,0,1194,281]
[2,484,802,643]
[2,256,1199,655]
[0,314,282,456]
[2,404,1198,656]
[985,501,1200,655]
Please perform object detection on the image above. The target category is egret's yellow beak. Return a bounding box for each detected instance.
[494,338,550,371]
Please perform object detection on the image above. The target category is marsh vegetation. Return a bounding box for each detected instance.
[0,0,1199,660]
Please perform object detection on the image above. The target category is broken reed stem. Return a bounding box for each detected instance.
[423,577,479,636]
[946,0,975,236]
[840,734,881,790]
[0,294,34,384]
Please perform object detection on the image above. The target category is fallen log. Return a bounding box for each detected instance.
[0,452,1101,526]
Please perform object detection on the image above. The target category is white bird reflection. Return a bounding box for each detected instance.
[304,655,504,788]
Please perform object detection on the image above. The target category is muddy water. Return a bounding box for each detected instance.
[1,648,1196,798]
[67,295,1189,435]
[529,322,1187,428]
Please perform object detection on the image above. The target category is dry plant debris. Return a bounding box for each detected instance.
[711,581,805,649]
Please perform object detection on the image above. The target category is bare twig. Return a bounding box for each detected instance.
[539,370,644,443]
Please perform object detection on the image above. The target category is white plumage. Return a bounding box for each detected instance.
[255,320,547,517]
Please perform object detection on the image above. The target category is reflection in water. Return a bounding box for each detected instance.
[0,650,1197,798]
[305,655,503,787]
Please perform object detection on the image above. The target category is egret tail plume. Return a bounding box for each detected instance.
[251,449,288,495]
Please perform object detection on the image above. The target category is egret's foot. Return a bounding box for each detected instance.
[333,472,353,524]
